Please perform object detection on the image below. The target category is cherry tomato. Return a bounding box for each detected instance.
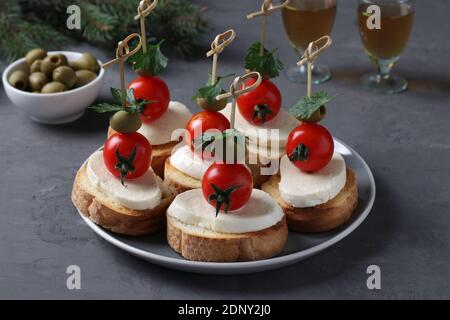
[103,132,152,184]
[286,123,334,173]
[202,163,253,214]
[237,78,281,125]
[185,111,230,158]
[128,75,170,123]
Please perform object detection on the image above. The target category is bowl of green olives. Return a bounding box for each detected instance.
[2,49,104,124]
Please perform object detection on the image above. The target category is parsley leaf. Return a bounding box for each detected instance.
[244,42,283,79]
[90,88,153,114]
[193,129,247,152]
[128,40,168,76]
[288,91,336,120]
[192,74,233,103]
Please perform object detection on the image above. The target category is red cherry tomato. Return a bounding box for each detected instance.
[103,132,152,184]
[128,75,170,123]
[237,78,281,125]
[286,123,334,173]
[202,163,253,214]
[185,111,230,157]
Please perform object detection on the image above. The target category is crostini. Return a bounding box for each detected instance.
[74,87,175,235]
[167,163,288,262]
[262,92,358,232]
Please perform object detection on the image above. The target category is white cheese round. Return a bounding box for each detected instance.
[137,101,192,146]
[87,151,162,210]
[169,145,213,180]
[279,152,347,208]
[220,102,299,159]
[167,189,284,234]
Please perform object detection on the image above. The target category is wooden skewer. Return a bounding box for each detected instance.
[102,33,143,106]
[247,0,290,56]
[216,72,262,129]
[297,35,332,97]
[206,29,236,85]
[134,0,158,53]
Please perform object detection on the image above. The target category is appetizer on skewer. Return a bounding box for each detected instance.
[262,36,358,232]
[165,30,237,192]
[220,0,299,186]
[167,73,288,262]
[72,34,175,235]
[107,1,192,177]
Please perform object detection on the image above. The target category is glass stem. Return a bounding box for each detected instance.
[375,57,398,79]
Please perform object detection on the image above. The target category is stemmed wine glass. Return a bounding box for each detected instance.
[281,0,337,84]
[357,0,415,93]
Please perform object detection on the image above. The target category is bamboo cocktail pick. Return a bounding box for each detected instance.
[103,33,143,106]
[134,0,158,54]
[247,0,290,56]
[206,29,236,85]
[216,72,262,129]
[297,35,332,97]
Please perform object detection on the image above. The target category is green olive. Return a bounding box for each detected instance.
[30,59,42,73]
[74,70,97,88]
[25,48,47,66]
[196,90,227,112]
[301,105,327,123]
[41,81,66,94]
[41,54,68,77]
[8,70,29,90]
[53,66,77,89]
[70,52,100,73]
[29,72,48,92]
[110,111,142,133]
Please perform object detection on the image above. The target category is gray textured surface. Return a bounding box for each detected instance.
[1,0,449,299]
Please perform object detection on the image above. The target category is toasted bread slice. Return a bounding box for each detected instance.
[167,215,288,262]
[164,157,271,194]
[108,126,177,178]
[164,158,202,193]
[262,168,358,233]
[72,164,175,235]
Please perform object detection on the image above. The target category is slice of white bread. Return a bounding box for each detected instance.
[72,164,175,235]
[164,157,202,193]
[164,157,271,194]
[262,168,358,233]
[108,126,177,178]
[167,215,288,262]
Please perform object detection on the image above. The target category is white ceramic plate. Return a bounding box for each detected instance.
[77,139,376,275]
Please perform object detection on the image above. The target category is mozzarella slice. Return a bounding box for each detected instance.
[167,189,284,234]
[279,152,347,208]
[170,145,213,180]
[87,151,162,210]
[138,101,192,145]
[220,102,299,159]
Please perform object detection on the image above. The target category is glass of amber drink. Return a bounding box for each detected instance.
[282,0,337,84]
[358,0,415,93]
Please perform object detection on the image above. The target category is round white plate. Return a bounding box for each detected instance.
[78,139,376,275]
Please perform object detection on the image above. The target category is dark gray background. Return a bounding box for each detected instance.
[1,0,449,299]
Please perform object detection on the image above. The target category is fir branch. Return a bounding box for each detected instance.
[1,0,209,62]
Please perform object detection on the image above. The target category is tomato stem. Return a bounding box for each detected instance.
[114,145,137,186]
[208,183,241,216]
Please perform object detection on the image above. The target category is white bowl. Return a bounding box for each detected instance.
[2,51,105,124]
